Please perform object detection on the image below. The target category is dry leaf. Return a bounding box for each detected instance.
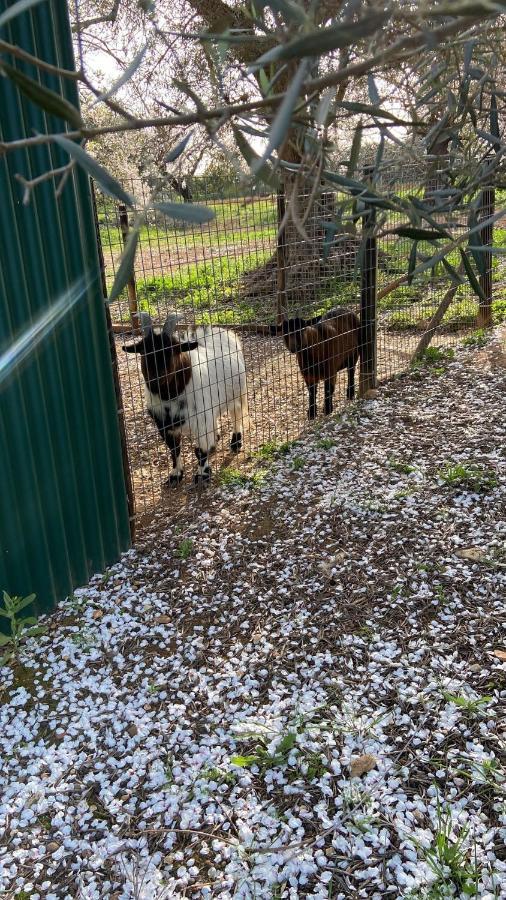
[493,649,506,661]
[154,615,171,625]
[349,753,377,778]
[456,547,488,563]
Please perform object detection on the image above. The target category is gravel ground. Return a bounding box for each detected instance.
[1,332,505,900]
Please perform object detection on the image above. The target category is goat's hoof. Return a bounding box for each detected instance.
[230,432,242,453]
[166,472,183,487]
[194,469,211,485]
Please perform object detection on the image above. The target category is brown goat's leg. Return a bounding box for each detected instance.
[307,383,317,420]
[324,378,336,415]
[347,356,356,400]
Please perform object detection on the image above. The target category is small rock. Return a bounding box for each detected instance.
[349,754,377,778]
[493,649,506,661]
[92,610,104,620]
[154,615,171,625]
[47,841,59,853]
[127,723,138,738]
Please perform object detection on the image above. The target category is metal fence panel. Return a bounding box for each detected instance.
[97,171,482,522]
[0,0,131,617]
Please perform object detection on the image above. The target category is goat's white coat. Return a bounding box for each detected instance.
[145,326,248,475]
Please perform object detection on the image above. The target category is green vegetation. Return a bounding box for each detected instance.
[102,191,505,332]
[218,467,266,488]
[0,592,46,665]
[177,538,193,560]
[99,195,278,252]
[388,456,418,475]
[441,690,493,716]
[437,462,498,493]
[316,437,336,450]
[411,346,455,378]
[231,730,298,772]
[462,329,489,349]
[420,800,481,897]
[254,439,298,460]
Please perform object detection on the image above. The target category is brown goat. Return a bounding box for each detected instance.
[281,307,360,419]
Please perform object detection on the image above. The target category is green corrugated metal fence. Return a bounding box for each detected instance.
[0,0,131,618]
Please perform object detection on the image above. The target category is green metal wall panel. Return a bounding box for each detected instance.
[0,0,131,616]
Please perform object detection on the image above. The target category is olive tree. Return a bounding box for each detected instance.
[1,0,505,307]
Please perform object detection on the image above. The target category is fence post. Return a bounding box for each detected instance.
[359,166,377,396]
[478,183,495,328]
[118,203,140,333]
[91,183,136,540]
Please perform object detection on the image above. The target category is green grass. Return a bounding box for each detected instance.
[177,538,193,560]
[100,195,278,254]
[218,467,266,488]
[414,346,455,367]
[388,456,418,474]
[421,800,481,897]
[437,462,498,492]
[441,690,492,716]
[253,439,298,460]
[461,328,489,349]
[102,189,506,331]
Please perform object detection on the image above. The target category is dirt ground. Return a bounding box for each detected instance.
[115,327,470,524]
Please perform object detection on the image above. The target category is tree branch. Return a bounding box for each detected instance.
[0,39,81,79]
[0,13,487,157]
[72,0,121,33]
[14,162,75,205]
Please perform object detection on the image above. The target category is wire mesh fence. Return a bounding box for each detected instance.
[94,165,498,522]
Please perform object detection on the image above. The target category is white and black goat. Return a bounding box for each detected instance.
[123,313,248,484]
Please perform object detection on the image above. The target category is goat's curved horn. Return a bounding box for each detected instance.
[163,311,180,337]
[139,312,153,336]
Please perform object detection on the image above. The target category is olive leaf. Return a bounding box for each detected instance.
[53,135,136,207]
[253,12,387,65]
[232,124,280,188]
[460,248,486,301]
[252,59,308,171]
[0,0,45,28]
[165,132,193,163]
[153,201,215,224]
[108,226,140,303]
[1,62,83,129]
[94,46,147,104]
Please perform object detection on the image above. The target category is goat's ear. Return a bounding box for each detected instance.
[122,339,144,353]
[178,340,199,353]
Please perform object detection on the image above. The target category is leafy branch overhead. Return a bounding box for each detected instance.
[1,0,505,298]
